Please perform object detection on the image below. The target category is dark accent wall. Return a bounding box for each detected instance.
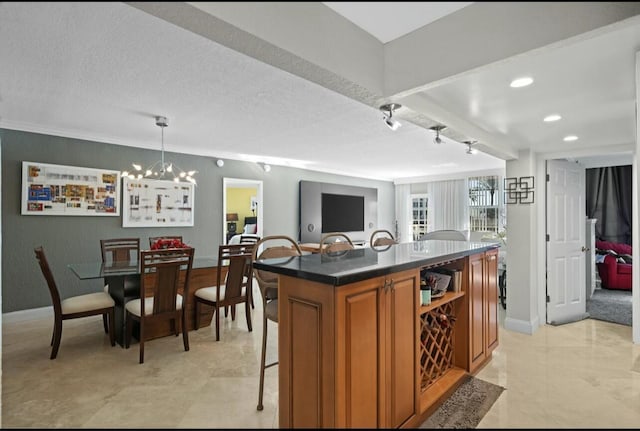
[1,128,394,313]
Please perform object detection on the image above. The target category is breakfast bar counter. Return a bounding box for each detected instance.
[253,240,500,428]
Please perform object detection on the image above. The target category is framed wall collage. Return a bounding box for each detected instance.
[122,177,195,227]
[21,161,120,216]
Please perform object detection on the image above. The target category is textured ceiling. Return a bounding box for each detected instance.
[2,2,636,183]
[0,2,503,181]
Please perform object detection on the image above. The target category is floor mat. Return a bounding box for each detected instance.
[587,287,632,327]
[419,375,505,429]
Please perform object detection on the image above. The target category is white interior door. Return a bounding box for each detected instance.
[546,159,587,324]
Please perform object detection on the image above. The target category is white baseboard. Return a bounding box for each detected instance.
[3,306,53,324]
[504,316,540,335]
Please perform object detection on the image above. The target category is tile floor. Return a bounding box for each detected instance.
[2,288,640,428]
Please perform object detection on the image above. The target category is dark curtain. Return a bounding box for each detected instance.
[585,165,632,245]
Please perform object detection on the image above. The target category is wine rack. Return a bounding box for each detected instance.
[419,300,456,391]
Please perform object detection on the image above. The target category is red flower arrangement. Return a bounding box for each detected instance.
[150,238,191,250]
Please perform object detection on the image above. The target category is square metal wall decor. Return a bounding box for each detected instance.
[504,176,534,204]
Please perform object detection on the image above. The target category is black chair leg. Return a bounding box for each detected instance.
[108,309,115,347]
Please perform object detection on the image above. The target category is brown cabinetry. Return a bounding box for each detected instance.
[468,249,499,373]
[266,244,500,428]
[335,269,419,428]
[278,269,419,428]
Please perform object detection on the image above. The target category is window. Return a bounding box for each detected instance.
[468,175,503,233]
[411,194,428,240]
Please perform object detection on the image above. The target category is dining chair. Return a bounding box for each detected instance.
[252,235,302,411]
[99,238,141,332]
[100,238,140,288]
[420,229,467,241]
[222,242,258,315]
[369,229,398,247]
[194,244,253,341]
[319,232,355,254]
[34,246,116,359]
[124,247,194,364]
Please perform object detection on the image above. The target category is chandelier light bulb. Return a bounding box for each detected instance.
[166,164,173,173]
[121,170,129,177]
[132,163,142,171]
[145,169,152,176]
[187,170,196,176]
[179,172,186,178]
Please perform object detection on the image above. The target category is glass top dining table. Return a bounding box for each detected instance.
[67,257,219,280]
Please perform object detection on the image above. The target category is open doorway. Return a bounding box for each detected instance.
[222,178,263,244]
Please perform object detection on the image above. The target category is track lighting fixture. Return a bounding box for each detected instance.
[429,125,447,144]
[464,140,477,155]
[379,103,402,131]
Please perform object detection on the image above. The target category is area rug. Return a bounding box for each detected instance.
[419,375,505,429]
[587,287,632,327]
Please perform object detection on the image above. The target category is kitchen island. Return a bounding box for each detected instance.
[253,240,500,428]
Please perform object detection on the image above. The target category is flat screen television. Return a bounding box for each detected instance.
[321,193,364,233]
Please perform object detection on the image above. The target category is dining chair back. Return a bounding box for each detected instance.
[251,235,302,411]
[124,247,194,364]
[34,246,116,359]
[193,244,254,341]
[100,238,141,310]
[101,238,140,263]
[369,229,398,247]
[319,232,355,254]
[239,235,261,245]
[420,229,467,241]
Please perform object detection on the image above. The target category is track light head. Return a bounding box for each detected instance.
[429,125,447,144]
[464,140,478,155]
[379,103,402,131]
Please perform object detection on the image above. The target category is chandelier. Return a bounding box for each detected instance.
[122,116,197,184]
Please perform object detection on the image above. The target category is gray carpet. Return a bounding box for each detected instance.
[419,375,504,429]
[587,287,632,327]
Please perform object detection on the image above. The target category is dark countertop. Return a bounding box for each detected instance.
[253,240,500,286]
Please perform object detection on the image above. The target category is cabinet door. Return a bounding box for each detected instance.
[485,249,499,353]
[468,253,486,372]
[336,276,386,428]
[386,271,418,428]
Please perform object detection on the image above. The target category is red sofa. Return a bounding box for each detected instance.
[595,240,632,291]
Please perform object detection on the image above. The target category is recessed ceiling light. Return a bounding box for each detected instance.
[563,135,578,142]
[510,77,533,88]
[543,114,562,122]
